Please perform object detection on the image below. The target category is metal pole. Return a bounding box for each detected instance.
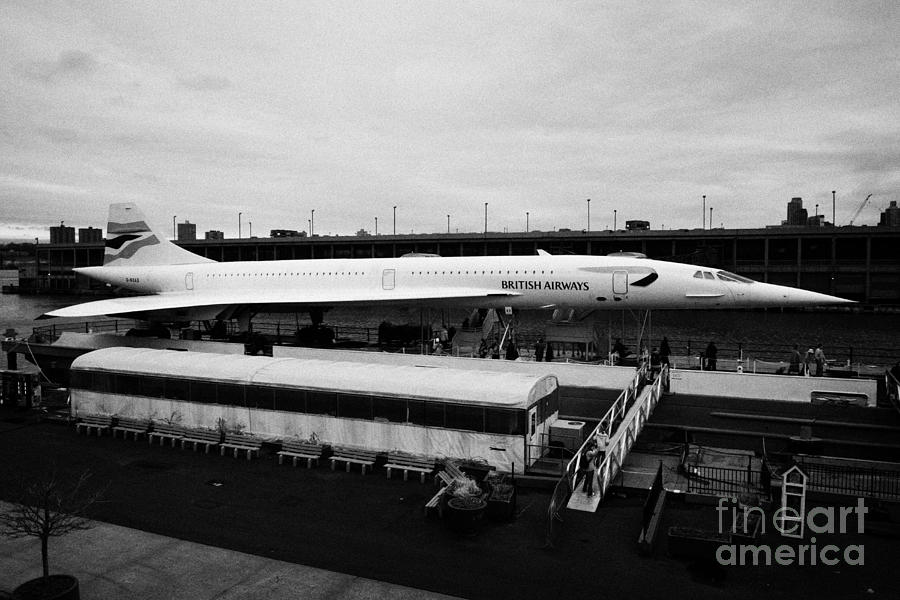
[526,211,529,232]
[173,216,176,239]
[832,190,836,226]
[375,216,378,236]
[393,206,396,235]
[710,207,713,229]
[311,209,315,236]
[238,212,242,239]
[447,214,450,234]
[702,195,706,229]
[587,198,591,231]
[484,202,488,234]
[614,209,617,230]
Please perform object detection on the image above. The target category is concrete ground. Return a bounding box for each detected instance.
[1,410,899,599]
[0,509,460,599]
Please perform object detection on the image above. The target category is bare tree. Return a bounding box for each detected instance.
[0,469,105,583]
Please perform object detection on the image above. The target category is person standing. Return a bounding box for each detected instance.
[544,342,554,362]
[660,336,671,367]
[534,337,546,362]
[705,341,718,371]
[579,441,598,497]
[788,345,802,375]
[814,344,827,377]
[612,338,628,364]
[804,348,815,376]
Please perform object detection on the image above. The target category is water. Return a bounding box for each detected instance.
[2,293,898,368]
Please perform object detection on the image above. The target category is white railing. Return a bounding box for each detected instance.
[563,364,665,511]
[592,367,664,500]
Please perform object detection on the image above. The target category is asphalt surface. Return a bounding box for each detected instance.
[1,410,899,599]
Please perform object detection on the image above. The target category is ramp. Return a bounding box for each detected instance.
[566,366,666,512]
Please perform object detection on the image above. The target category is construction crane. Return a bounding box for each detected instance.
[849,194,873,226]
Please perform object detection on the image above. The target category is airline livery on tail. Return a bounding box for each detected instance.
[41,203,853,322]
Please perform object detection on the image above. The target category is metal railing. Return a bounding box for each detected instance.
[794,459,900,501]
[686,464,767,497]
[33,319,134,340]
[545,364,666,546]
[594,366,664,500]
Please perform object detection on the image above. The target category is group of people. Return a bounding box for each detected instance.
[788,343,829,376]
[474,339,522,360]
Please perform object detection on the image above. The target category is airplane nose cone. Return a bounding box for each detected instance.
[758,283,855,307]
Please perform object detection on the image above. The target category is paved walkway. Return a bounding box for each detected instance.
[0,505,460,600]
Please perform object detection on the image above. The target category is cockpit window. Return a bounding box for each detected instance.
[703,272,715,280]
[716,270,754,283]
[693,271,704,279]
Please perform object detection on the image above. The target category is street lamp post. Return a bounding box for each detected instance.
[526,211,529,232]
[447,214,450,234]
[587,198,591,231]
[393,206,397,235]
[311,209,315,236]
[173,216,176,240]
[702,195,706,229]
[238,212,242,239]
[832,190,836,226]
[709,208,713,229]
[484,203,488,234]
[375,217,378,236]
[613,209,617,230]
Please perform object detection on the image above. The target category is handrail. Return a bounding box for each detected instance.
[592,368,664,500]
[558,363,662,506]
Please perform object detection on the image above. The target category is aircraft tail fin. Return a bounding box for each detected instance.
[104,203,215,266]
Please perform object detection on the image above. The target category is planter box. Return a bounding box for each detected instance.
[13,574,80,600]
[446,496,487,535]
[487,484,517,521]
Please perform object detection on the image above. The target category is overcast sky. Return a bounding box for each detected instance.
[1,1,898,242]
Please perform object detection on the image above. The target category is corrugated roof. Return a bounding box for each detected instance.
[71,347,557,408]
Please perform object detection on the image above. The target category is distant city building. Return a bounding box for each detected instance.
[78,227,103,244]
[806,214,826,227]
[270,229,306,238]
[355,229,371,237]
[177,221,197,241]
[625,220,650,231]
[784,197,808,227]
[880,201,900,227]
[205,230,225,240]
[49,223,75,244]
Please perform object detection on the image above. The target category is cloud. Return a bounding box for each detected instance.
[0,175,88,197]
[21,50,98,82]
[0,2,897,236]
[177,75,233,91]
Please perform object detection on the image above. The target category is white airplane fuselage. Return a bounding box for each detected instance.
[71,252,848,321]
[40,202,853,322]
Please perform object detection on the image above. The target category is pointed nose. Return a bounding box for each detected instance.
[756,283,855,307]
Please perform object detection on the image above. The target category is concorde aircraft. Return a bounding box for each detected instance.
[41,203,853,323]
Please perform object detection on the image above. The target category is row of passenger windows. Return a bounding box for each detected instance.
[202,270,555,278]
[206,272,368,278]
[408,270,554,275]
[69,370,557,436]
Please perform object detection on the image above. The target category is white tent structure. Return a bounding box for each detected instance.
[70,347,560,470]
